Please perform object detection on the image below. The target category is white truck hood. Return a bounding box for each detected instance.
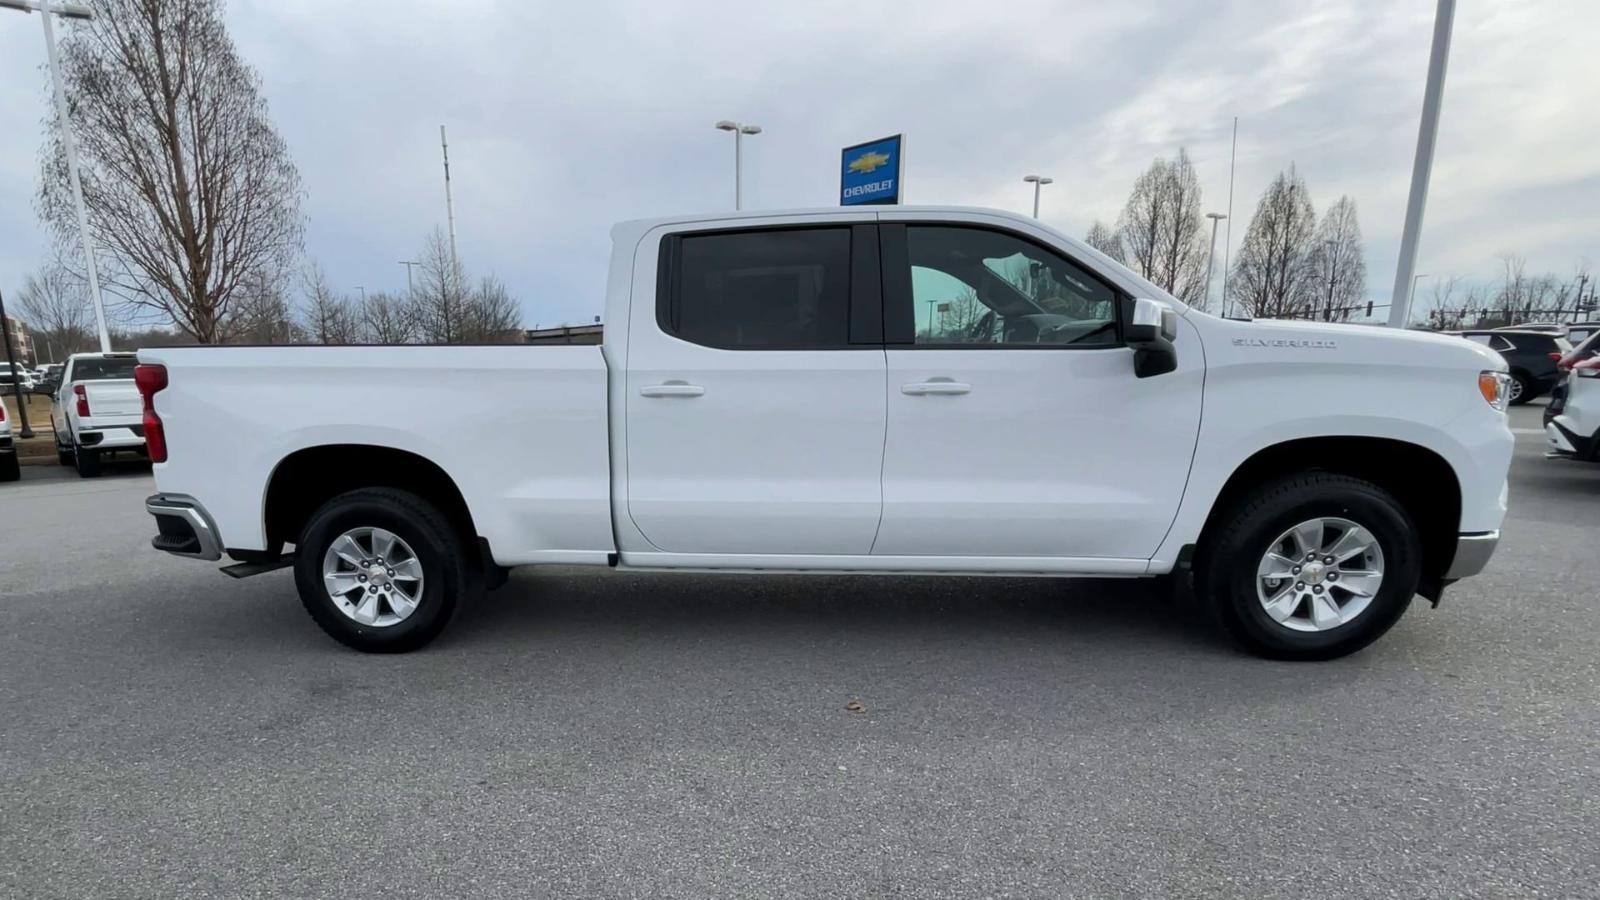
[1195,315,1506,374]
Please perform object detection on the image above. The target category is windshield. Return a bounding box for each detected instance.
[71,357,138,381]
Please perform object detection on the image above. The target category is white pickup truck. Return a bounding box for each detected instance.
[50,352,145,477]
[140,206,1514,660]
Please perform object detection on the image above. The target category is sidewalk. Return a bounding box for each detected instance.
[2,394,60,465]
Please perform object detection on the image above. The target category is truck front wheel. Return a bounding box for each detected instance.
[293,487,467,653]
[1195,473,1422,661]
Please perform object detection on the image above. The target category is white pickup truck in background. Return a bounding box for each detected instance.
[140,206,1514,660]
[50,352,146,477]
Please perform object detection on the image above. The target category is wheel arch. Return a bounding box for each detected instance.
[263,444,479,553]
[1196,436,1462,591]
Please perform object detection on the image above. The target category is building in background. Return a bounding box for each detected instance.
[2,316,35,367]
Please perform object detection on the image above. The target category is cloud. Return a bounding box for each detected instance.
[0,0,1594,330]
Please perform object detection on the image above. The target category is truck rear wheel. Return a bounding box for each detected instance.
[1195,473,1422,661]
[0,452,18,482]
[292,487,467,653]
[74,447,101,478]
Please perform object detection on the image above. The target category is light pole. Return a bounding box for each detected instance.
[1204,212,1227,312]
[399,261,421,298]
[1409,272,1431,308]
[1323,240,1339,321]
[1022,175,1053,218]
[1,0,111,352]
[715,120,761,210]
[1387,0,1455,328]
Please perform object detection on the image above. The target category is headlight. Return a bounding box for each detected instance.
[1478,371,1511,410]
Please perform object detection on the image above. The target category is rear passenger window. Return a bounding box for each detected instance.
[664,228,852,349]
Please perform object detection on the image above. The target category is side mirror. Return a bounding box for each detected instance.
[1126,297,1178,378]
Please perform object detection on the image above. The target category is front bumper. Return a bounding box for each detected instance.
[145,493,223,561]
[1444,531,1499,579]
[1544,417,1599,461]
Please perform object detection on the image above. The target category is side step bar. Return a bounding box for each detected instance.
[220,555,296,579]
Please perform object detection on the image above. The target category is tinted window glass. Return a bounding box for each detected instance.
[70,357,138,381]
[669,228,852,349]
[903,226,1118,347]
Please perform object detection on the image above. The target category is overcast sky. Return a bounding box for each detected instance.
[2,0,1596,329]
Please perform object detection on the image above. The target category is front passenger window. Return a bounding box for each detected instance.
[903,226,1119,347]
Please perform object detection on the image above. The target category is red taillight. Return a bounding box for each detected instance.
[74,383,90,417]
[1549,351,1564,362]
[0,401,6,421]
[134,364,169,463]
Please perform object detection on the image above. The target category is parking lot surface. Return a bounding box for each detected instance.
[2,403,1597,898]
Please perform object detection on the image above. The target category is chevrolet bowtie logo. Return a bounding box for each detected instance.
[847,151,892,174]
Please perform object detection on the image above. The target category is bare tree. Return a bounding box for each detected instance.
[1084,221,1126,265]
[462,275,523,343]
[1228,165,1318,319]
[40,0,303,343]
[1116,149,1209,307]
[360,291,419,344]
[15,257,96,362]
[410,229,522,342]
[1423,275,1468,330]
[299,264,360,344]
[1308,196,1367,321]
[413,229,467,343]
[227,268,298,344]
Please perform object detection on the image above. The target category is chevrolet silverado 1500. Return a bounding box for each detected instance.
[140,206,1514,659]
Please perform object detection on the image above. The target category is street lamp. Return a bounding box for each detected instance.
[1204,212,1227,312]
[715,120,761,210]
[1323,239,1340,321]
[1,0,111,352]
[399,261,422,298]
[1022,174,1053,218]
[1410,272,1431,307]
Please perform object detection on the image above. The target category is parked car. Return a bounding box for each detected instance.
[1563,321,1600,346]
[1458,329,1572,403]
[1544,355,1600,462]
[0,395,18,482]
[141,206,1514,661]
[1493,322,1566,335]
[49,351,143,477]
[0,363,35,392]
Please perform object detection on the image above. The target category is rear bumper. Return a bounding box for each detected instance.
[1445,531,1499,579]
[76,424,145,450]
[145,493,222,561]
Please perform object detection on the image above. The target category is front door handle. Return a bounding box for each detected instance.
[901,381,971,396]
[640,382,705,398]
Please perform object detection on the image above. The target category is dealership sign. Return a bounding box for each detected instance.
[840,134,903,206]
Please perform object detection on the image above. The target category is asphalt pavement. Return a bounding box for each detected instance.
[2,404,1597,898]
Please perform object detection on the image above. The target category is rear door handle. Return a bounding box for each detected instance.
[901,381,971,396]
[640,383,705,398]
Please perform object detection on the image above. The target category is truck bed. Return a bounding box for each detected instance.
[138,345,615,564]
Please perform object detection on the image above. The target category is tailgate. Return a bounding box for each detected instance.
[80,380,142,417]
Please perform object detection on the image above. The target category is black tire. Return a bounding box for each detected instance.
[0,452,19,482]
[1508,371,1533,405]
[1195,473,1422,661]
[74,447,101,478]
[57,446,73,466]
[292,487,468,653]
